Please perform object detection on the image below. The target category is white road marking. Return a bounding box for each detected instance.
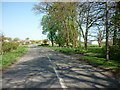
[46,55,67,89]
[41,49,67,88]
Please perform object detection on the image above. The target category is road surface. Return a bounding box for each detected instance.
[2,45,120,88]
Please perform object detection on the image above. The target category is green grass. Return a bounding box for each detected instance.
[83,56,120,71]
[46,46,88,54]
[1,45,28,70]
[84,47,103,57]
[45,46,120,72]
[46,46,102,55]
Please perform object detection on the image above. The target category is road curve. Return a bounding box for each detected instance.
[2,45,120,88]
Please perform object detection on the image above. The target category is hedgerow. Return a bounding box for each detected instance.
[2,42,19,53]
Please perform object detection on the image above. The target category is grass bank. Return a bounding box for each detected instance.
[44,46,120,72]
[1,45,28,70]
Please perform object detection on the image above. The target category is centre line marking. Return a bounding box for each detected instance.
[46,54,67,89]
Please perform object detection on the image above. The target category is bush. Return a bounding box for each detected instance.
[88,45,99,47]
[39,44,49,46]
[109,45,120,61]
[102,45,120,62]
[1,46,28,70]
[2,42,19,53]
[43,39,48,44]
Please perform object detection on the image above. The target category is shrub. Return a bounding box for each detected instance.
[88,45,99,47]
[109,45,120,61]
[43,39,48,44]
[102,45,120,62]
[40,44,49,46]
[1,46,28,70]
[2,42,19,53]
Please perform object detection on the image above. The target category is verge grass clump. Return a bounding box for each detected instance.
[1,46,28,70]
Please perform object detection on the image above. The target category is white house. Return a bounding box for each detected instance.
[4,40,10,42]
[23,40,32,44]
[89,40,98,45]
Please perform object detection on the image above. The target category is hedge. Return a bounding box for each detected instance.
[2,42,19,53]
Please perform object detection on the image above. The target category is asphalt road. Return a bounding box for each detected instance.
[2,45,120,88]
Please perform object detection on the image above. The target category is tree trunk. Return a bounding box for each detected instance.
[105,1,109,61]
[98,41,101,47]
[64,20,69,47]
[113,29,117,45]
[84,29,88,49]
[50,31,54,46]
[84,11,89,50]
[58,43,61,47]
[118,2,120,46]
[51,40,54,46]
[84,40,87,49]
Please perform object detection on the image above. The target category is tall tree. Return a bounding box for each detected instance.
[25,37,29,40]
[41,15,56,46]
[76,2,104,49]
[34,2,78,47]
[96,25,105,47]
[14,37,20,41]
[109,2,120,45]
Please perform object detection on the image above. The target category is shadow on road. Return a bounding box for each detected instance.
[2,56,60,88]
[47,49,120,88]
[2,47,120,88]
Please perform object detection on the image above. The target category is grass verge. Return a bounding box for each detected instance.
[83,56,120,71]
[45,46,120,72]
[1,45,28,70]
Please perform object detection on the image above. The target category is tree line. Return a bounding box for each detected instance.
[33,1,120,61]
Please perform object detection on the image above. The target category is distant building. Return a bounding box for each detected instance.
[47,40,52,45]
[89,40,98,45]
[38,40,42,44]
[4,40,10,42]
[23,40,31,44]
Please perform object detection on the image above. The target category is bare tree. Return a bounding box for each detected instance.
[96,25,105,47]
[76,2,104,49]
